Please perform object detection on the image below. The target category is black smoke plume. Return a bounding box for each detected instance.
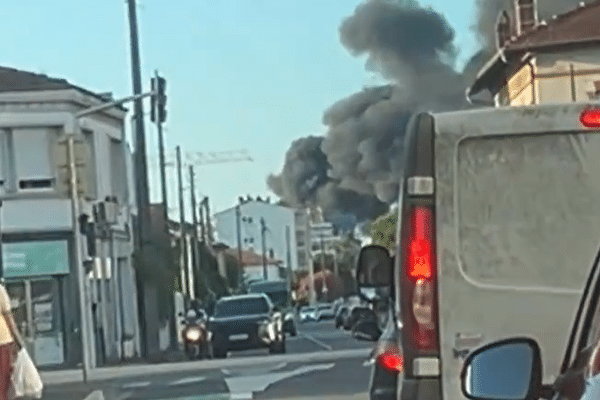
[270,0,578,225]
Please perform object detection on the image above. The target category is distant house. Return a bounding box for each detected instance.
[467,0,600,107]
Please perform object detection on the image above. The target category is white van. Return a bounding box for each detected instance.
[354,103,600,400]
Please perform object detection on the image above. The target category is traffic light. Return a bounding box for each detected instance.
[151,76,167,123]
[78,214,97,257]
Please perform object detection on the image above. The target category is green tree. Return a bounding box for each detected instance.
[369,208,398,250]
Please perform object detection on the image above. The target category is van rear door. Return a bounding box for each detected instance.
[433,104,600,399]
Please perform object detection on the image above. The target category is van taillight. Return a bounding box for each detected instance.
[406,206,438,351]
[378,353,404,374]
[580,109,600,128]
[374,339,404,375]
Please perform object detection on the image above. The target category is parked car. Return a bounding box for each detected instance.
[316,304,335,321]
[352,104,600,400]
[208,293,285,359]
[335,305,350,328]
[299,306,317,322]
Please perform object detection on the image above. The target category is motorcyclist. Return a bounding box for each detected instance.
[185,308,207,324]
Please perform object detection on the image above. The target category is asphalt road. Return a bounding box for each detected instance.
[42,319,374,400]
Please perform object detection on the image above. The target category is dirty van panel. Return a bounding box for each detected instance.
[433,107,600,400]
[457,133,600,289]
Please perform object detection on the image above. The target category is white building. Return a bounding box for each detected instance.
[213,197,298,277]
[0,66,140,369]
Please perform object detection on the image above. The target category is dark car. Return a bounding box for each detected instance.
[343,305,375,331]
[335,305,349,328]
[208,293,286,358]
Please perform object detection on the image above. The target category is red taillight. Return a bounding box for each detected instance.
[580,109,600,128]
[405,205,438,352]
[408,207,433,280]
[377,353,404,374]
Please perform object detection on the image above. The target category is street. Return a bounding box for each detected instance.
[41,320,374,400]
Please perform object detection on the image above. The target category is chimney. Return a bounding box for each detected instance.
[514,0,538,36]
[496,10,511,49]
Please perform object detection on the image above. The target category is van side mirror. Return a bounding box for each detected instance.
[460,337,542,400]
[355,245,393,303]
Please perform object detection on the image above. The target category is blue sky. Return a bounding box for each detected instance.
[0,0,479,220]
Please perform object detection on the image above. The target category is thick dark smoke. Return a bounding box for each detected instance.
[270,0,578,226]
[268,0,473,224]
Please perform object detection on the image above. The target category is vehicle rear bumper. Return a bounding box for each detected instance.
[400,378,441,400]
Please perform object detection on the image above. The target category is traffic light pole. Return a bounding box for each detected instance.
[66,133,94,382]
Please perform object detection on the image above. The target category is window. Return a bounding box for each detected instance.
[83,130,97,199]
[110,138,125,203]
[12,128,55,191]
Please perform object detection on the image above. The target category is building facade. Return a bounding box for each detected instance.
[468,0,600,107]
[213,198,298,279]
[0,67,140,369]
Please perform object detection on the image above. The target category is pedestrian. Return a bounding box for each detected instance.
[0,281,23,400]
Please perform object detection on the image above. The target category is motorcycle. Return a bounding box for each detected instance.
[182,311,212,360]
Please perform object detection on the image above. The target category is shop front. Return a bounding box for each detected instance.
[2,239,72,368]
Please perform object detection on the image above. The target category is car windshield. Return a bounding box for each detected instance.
[214,297,269,317]
[302,307,315,313]
[318,305,330,311]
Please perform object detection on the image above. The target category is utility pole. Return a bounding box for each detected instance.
[320,231,326,272]
[305,208,316,305]
[67,135,93,381]
[176,146,188,296]
[260,217,267,280]
[189,165,198,300]
[235,205,243,289]
[126,0,150,359]
[285,226,292,297]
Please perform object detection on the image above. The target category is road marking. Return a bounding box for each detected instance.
[223,362,288,377]
[121,381,151,389]
[169,376,207,385]
[363,358,375,367]
[226,362,335,395]
[230,392,253,400]
[299,332,333,351]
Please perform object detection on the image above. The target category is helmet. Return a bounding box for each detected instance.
[186,309,197,319]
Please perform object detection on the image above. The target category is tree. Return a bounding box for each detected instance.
[368,208,398,250]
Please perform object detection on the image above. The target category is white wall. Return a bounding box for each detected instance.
[214,202,299,272]
[243,264,281,281]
